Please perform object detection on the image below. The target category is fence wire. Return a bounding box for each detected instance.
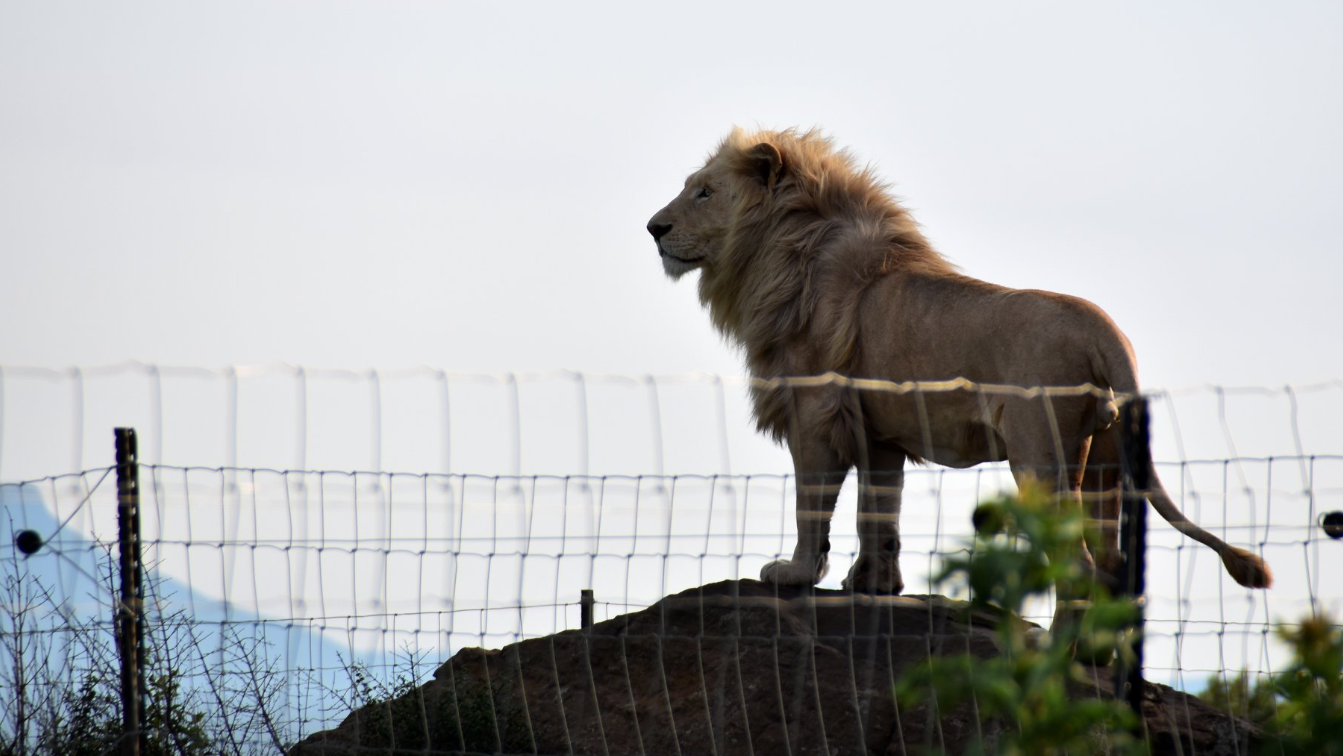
[1,367,1341,753]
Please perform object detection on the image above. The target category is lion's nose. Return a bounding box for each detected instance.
[647,223,672,241]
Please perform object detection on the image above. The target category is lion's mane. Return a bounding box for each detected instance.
[699,128,954,446]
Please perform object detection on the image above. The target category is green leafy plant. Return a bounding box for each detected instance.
[896,484,1147,756]
[1261,613,1343,756]
[1195,669,1277,727]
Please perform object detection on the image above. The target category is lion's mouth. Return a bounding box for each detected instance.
[659,248,705,265]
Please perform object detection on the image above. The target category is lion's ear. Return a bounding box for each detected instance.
[743,141,785,190]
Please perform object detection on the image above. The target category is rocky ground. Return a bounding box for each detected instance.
[289,579,1261,755]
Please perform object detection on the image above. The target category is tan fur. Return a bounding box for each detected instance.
[647,127,1272,596]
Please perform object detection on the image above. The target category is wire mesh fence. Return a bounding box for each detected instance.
[2,365,1341,753]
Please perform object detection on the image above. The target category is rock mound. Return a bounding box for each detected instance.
[290,579,1260,755]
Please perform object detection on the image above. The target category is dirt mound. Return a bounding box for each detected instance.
[290,579,1260,755]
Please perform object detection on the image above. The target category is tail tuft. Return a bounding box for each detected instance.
[1222,546,1273,589]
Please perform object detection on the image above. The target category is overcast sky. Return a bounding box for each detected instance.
[3,0,1340,385]
[2,0,1343,486]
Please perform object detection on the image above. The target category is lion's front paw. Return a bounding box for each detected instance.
[760,555,828,586]
[841,552,903,594]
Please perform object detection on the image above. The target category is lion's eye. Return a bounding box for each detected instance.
[697,186,713,199]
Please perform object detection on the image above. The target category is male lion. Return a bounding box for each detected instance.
[646,127,1271,599]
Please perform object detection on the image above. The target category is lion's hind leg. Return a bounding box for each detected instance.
[1081,427,1124,586]
[1000,401,1100,635]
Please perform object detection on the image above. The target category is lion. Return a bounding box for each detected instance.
[646,127,1271,601]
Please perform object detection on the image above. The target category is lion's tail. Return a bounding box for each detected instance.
[1092,336,1272,589]
[1144,472,1274,588]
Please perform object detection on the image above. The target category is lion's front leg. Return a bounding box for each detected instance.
[844,443,906,594]
[761,440,848,588]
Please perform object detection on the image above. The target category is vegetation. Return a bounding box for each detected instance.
[1198,617,1343,756]
[1262,614,1343,756]
[897,484,1343,756]
[331,650,435,752]
[1195,669,1277,728]
[0,545,289,755]
[895,484,1147,756]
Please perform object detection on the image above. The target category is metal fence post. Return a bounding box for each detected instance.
[115,428,145,756]
[1116,399,1149,723]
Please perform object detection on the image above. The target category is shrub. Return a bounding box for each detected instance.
[1261,613,1343,756]
[896,485,1147,756]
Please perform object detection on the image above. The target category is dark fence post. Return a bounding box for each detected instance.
[115,428,145,756]
[580,589,594,630]
[1116,399,1150,723]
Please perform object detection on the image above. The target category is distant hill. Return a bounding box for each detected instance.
[1,484,397,745]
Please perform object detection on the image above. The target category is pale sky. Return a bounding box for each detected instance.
[2,1,1341,386]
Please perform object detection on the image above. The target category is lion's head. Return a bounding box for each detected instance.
[645,128,796,280]
[646,127,944,363]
